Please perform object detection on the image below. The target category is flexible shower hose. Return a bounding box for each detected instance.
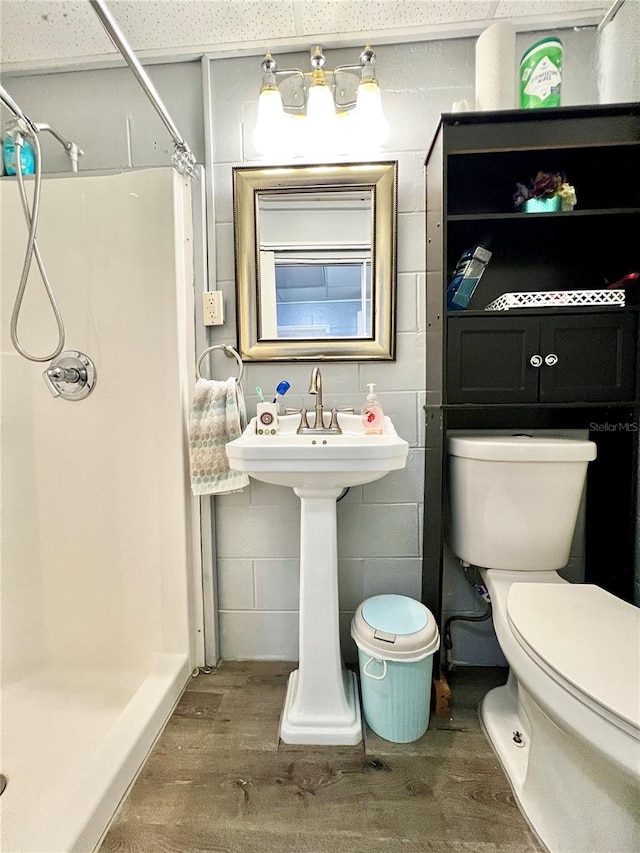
[9,131,65,362]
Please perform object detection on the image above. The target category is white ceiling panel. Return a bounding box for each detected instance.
[0,2,114,63]
[0,0,614,72]
[298,1,497,35]
[108,0,297,51]
[495,0,610,18]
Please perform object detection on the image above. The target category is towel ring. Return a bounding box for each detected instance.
[197,345,244,382]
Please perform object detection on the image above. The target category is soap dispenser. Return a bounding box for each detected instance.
[361,383,384,435]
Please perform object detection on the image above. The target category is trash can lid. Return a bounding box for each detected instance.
[351,594,440,662]
[362,594,428,634]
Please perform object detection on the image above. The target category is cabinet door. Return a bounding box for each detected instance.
[539,313,637,403]
[446,316,540,404]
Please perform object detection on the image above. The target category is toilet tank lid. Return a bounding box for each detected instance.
[448,436,597,462]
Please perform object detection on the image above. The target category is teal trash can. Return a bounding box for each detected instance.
[351,594,440,743]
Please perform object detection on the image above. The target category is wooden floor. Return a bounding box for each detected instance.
[99,663,545,853]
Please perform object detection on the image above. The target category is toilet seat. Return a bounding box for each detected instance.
[507,583,640,737]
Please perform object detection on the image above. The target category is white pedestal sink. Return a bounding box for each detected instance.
[226,412,409,745]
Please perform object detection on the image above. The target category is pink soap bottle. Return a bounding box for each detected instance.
[361,383,384,435]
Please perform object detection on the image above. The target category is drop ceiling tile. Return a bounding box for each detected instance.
[495,0,609,19]
[0,0,298,65]
[109,0,297,51]
[0,2,114,63]
[298,0,496,35]
[0,0,610,69]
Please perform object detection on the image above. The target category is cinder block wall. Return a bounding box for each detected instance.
[207,31,598,661]
[4,25,617,661]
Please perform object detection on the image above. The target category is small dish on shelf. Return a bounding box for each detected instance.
[524,197,561,214]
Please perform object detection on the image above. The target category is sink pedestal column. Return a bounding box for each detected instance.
[279,486,362,745]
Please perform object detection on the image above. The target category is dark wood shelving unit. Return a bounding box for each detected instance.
[448,208,640,221]
[423,104,640,668]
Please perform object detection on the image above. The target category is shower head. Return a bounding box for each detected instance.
[1,90,83,171]
[4,117,34,140]
[0,85,38,135]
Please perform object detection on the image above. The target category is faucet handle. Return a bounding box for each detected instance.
[297,408,310,433]
[329,408,342,433]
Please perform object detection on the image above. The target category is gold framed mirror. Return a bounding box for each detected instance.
[233,161,397,362]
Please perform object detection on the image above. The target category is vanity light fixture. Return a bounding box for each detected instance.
[253,45,389,160]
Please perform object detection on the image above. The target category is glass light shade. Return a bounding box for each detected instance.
[287,113,306,157]
[334,111,357,155]
[253,86,287,158]
[305,82,339,159]
[355,78,389,148]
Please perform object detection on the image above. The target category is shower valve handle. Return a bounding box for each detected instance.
[43,367,63,397]
[42,351,96,401]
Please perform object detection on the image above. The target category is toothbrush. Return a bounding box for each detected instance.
[272,380,290,403]
[256,386,265,402]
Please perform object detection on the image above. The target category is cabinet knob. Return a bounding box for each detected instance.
[529,354,543,367]
[545,353,559,366]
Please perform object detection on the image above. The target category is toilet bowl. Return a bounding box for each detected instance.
[482,571,640,853]
[448,436,640,853]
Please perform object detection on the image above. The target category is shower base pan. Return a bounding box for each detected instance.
[1,653,189,853]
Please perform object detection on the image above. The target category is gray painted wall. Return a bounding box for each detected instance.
[4,24,634,661]
[207,30,598,662]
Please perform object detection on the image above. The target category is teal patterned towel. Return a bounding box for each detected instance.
[189,377,249,495]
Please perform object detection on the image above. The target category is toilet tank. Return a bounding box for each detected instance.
[448,436,597,572]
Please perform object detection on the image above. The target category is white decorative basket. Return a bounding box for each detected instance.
[485,289,625,311]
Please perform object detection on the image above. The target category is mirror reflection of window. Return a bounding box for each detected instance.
[257,189,373,340]
[259,253,372,339]
[276,259,371,339]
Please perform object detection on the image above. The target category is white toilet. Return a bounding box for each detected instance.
[448,436,640,853]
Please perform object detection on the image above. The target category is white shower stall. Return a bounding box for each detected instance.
[1,167,201,852]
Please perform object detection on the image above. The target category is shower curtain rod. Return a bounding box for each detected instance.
[88,0,196,177]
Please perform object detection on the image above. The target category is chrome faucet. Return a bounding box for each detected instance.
[309,366,324,428]
[297,367,342,435]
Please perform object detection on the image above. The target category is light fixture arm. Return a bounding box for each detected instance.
[258,45,381,114]
[334,45,379,110]
[253,44,387,158]
[273,69,308,112]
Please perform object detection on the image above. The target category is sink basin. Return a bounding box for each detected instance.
[226,412,409,489]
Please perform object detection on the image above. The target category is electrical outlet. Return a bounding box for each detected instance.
[203,291,224,326]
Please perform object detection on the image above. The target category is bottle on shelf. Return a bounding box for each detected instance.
[446,239,493,310]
